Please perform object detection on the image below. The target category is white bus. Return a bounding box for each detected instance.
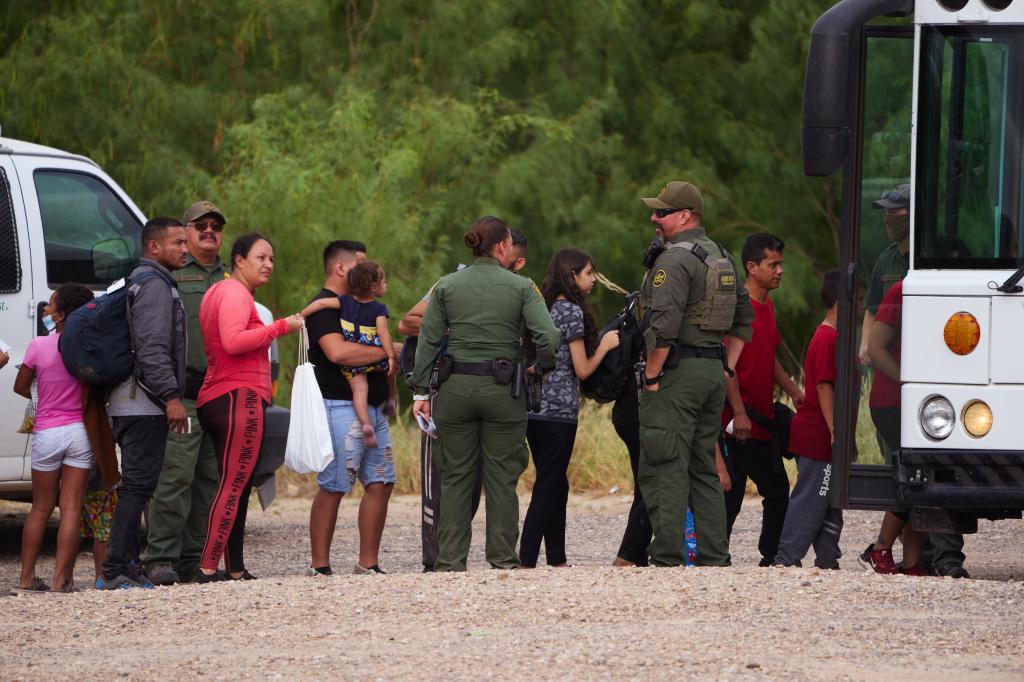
[803,0,1024,533]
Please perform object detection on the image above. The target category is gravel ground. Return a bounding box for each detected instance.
[1,493,1022,680]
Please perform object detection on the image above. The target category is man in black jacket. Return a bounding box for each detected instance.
[101,217,188,590]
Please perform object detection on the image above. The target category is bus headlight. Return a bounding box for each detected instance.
[920,396,955,440]
[962,400,993,438]
[943,312,980,355]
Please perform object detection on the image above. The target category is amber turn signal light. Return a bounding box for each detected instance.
[962,401,993,438]
[943,312,980,355]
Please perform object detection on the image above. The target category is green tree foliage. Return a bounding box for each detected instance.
[1,0,850,391]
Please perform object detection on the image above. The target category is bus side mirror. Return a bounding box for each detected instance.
[801,0,913,176]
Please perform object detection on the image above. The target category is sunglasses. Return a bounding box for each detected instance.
[189,220,224,232]
[653,207,689,219]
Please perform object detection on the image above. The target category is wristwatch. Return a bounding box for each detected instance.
[643,370,664,386]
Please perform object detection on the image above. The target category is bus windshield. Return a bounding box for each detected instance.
[915,26,1024,270]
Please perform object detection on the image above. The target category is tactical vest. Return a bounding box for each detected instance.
[665,239,738,332]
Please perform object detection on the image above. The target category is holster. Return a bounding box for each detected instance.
[429,355,453,394]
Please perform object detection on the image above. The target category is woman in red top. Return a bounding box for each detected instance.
[195,233,303,582]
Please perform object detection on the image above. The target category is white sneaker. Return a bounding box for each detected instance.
[353,563,386,575]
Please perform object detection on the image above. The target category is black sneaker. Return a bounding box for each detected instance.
[127,561,154,589]
[192,570,226,584]
[758,557,774,567]
[226,570,257,581]
[147,562,180,586]
[98,574,141,590]
[935,563,971,579]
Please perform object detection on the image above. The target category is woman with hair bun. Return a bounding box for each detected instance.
[410,216,560,572]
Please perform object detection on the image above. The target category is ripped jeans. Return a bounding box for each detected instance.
[316,400,396,493]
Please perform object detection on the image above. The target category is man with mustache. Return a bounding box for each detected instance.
[143,201,229,585]
[722,232,804,566]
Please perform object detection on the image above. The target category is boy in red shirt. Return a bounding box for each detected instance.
[774,269,843,568]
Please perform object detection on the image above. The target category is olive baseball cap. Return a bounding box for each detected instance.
[182,200,226,225]
[641,181,704,215]
[871,183,910,210]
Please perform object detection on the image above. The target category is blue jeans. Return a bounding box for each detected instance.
[317,400,396,494]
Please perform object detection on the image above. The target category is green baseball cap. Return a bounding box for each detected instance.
[641,181,704,215]
[871,183,910,210]
[182,200,226,225]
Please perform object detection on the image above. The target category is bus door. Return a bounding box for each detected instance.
[832,25,914,510]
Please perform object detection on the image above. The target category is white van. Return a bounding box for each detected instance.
[0,134,287,502]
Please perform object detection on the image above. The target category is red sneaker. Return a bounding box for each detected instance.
[902,564,927,577]
[858,544,899,575]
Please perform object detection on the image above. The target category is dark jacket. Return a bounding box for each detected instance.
[128,259,187,402]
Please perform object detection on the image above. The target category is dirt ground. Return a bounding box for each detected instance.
[1,493,1022,680]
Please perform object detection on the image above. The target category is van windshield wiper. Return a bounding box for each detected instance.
[997,265,1024,293]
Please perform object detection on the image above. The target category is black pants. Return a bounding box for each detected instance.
[519,419,577,567]
[104,415,169,580]
[613,389,652,566]
[422,431,484,569]
[723,436,790,562]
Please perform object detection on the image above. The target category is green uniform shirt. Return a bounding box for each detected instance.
[640,227,754,352]
[174,253,229,373]
[866,242,909,314]
[411,257,560,392]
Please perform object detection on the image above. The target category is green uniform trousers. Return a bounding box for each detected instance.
[432,374,529,571]
[638,358,730,567]
[143,399,219,576]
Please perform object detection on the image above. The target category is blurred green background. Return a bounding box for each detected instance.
[0,0,852,397]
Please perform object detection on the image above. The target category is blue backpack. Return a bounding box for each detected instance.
[59,268,172,387]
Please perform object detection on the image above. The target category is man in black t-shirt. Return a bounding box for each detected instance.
[306,240,395,576]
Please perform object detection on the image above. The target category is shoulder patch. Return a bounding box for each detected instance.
[653,269,667,287]
[530,278,543,298]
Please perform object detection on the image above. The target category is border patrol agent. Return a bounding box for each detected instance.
[411,217,559,571]
[637,182,754,567]
[143,201,229,585]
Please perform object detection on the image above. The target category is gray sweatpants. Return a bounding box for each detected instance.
[774,456,843,568]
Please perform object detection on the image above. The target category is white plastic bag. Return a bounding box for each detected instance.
[284,326,335,473]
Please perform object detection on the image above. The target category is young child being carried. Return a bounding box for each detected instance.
[303,261,396,448]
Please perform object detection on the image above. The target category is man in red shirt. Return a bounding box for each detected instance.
[774,270,843,568]
[723,233,804,566]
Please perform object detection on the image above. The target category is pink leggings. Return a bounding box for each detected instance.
[197,388,265,572]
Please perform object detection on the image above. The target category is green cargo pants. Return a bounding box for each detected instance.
[143,399,218,577]
[638,358,730,567]
[432,374,529,571]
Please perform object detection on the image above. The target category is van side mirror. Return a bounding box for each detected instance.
[92,237,133,281]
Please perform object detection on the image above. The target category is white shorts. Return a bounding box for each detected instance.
[31,422,95,472]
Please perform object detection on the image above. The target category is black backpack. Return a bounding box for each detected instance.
[580,292,643,403]
[747,401,796,460]
[59,268,173,387]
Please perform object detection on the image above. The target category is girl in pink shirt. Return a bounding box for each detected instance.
[13,284,95,593]
[195,233,303,582]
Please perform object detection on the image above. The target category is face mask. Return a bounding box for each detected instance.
[42,314,56,333]
[884,213,910,243]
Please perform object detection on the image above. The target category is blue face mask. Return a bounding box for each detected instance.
[42,314,56,333]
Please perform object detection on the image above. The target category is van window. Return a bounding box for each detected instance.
[33,170,142,287]
[0,167,22,293]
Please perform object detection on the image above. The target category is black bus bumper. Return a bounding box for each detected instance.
[894,449,1024,532]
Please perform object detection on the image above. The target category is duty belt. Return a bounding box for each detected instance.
[451,360,506,376]
[676,345,724,360]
